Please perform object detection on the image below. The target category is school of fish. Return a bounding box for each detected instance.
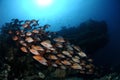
[8,19,96,75]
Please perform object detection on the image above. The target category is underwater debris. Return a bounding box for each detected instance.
[5,19,98,77]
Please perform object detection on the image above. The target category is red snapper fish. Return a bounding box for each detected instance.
[8,19,96,75]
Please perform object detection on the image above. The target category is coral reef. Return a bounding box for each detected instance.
[93,73,120,80]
